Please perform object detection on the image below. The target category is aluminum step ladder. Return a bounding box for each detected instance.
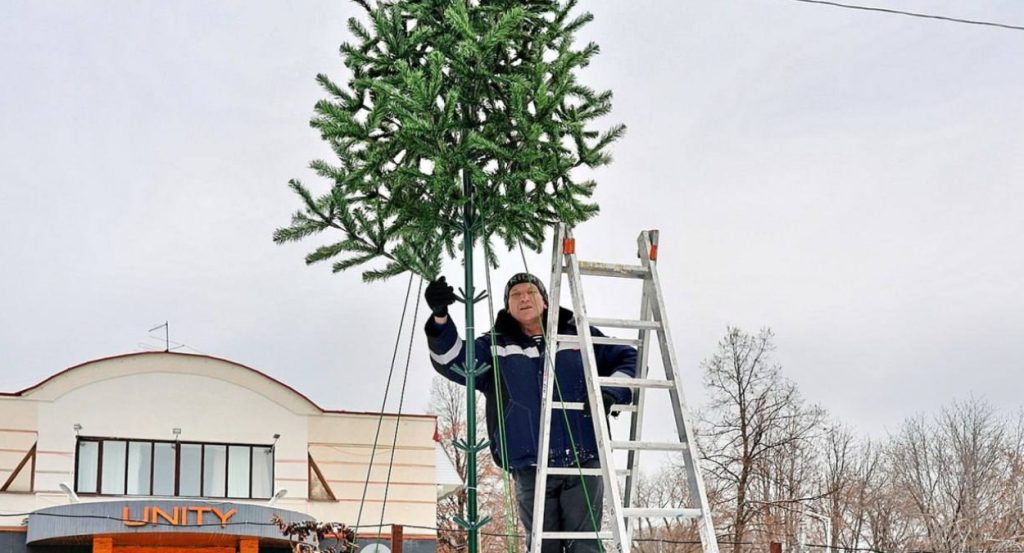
[531,224,719,553]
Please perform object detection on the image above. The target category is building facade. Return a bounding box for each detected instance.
[0,352,459,553]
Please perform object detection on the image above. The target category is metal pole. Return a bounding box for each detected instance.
[462,168,480,553]
[798,518,806,553]
[803,510,831,553]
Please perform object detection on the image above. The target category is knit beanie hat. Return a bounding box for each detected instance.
[503,273,548,310]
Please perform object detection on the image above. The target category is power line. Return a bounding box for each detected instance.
[4,514,1024,553]
[788,0,1024,32]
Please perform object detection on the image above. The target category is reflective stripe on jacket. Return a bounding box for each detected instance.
[425,307,637,470]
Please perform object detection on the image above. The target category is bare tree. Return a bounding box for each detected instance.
[432,377,470,553]
[815,423,855,550]
[862,452,915,553]
[430,376,520,553]
[808,425,909,553]
[990,410,1024,549]
[887,397,1021,552]
[690,331,1024,553]
[699,327,826,553]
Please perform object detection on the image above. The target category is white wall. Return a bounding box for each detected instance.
[0,353,440,537]
[35,370,309,499]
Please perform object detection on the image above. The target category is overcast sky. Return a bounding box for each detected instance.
[1,1,1022,441]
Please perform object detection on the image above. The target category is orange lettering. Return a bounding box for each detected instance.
[189,506,213,526]
[122,506,147,527]
[123,504,235,528]
[212,507,236,528]
[152,506,179,526]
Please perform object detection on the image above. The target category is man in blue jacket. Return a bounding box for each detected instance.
[424,272,637,553]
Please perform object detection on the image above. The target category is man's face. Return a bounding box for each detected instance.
[507,282,546,328]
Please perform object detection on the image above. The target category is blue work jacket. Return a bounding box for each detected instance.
[425,307,637,470]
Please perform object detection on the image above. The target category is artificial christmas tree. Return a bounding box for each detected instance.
[274,2,623,551]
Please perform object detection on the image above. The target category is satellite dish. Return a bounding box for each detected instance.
[358,544,391,553]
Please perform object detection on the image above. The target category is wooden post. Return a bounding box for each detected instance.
[93,536,114,553]
[770,541,783,553]
[391,524,404,553]
[239,537,259,553]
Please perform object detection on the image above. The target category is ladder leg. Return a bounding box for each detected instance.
[532,224,566,553]
[638,230,719,553]
[564,227,630,552]
[622,275,655,539]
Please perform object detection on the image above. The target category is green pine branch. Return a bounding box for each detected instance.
[274,0,624,282]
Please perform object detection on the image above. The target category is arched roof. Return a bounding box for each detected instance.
[4,352,323,415]
[2,351,433,419]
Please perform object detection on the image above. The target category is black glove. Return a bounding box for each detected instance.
[584,391,619,418]
[602,391,618,418]
[425,276,456,317]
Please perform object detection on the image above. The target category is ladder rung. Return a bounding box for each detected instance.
[599,377,673,389]
[611,441,689,452]
[623,507,703,519]
[541,531,614,540]
[546,467,600,476]
[552,401,636,414]
[577,261,648,279]
[588,317,661,330]
[558,334,641,347]
[553,401,638,412]
[546,467,631,476]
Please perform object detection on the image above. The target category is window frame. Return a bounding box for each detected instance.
[73,436,274,500]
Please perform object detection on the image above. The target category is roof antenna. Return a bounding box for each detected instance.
[149,321,171,352]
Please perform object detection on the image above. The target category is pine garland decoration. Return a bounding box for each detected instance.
[274,0,624,281]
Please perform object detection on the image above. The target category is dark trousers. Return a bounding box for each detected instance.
[512,459,604,553]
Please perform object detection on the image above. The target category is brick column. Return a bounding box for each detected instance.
[93,536,114,553]
[239,537,259,553]
[391,524,404,553]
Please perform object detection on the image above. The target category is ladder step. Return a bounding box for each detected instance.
[623,507,703,519]
[577,261,648,279]
[588,317,661,330]
[599,377,674,389]
[541,531,614,540]
[553,401,635,414]
[546,467,631,476]
[611,441,689,452]
[558,334,641,347]
[546,467,602,476]
[553,401,638,413]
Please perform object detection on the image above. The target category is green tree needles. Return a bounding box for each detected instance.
[274,0,624,280]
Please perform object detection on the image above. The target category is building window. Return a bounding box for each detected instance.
[203,444,227,498]
[100,440,126,495]
[127,441,152,495]
[75,441,99,493]
[227,445,250,498]
[252,446,273,498]
[74,437,274,499]
[153,442,176,495]
[179,443,202,496]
